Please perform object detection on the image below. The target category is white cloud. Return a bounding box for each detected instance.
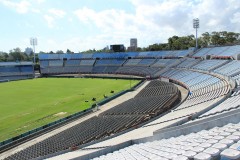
[42,8,66,28]
[68,17,73,22]
[74,7,136,34]
[0,0,31,14]
[48,8,66,18]
[44,15,54,28]
[43,8,66,28]
[231,12,240,24]
[5,0,238,52]
[31,8,41,14]
[72,0,240,51]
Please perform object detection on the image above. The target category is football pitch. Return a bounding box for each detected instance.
[0,78,139,141]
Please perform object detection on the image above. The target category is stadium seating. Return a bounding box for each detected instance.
[103,66,120,73]
[233,74,240,87]
[115,66,159,77]
[48,60,63,67]
[124,59,142,66]
[80,60,96,66]
[95,59,126,66]
[0,62,34,81]
[193,45,240,57]
[92,122,240,160]
[151,59,178,67]
[176,58,201,68]
[213,60,240,77]
[137,59,156,66]
[4,81,180,160]
[188,92,240,122]
[40,61,49,67]
[80,53,93,59]
[4,45,240,159]
[191,60,229,71]
[65,60,81,66]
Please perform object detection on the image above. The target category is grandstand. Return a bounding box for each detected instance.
[0,62,34,82]
[1,45,240,160]
[193,45,240,58]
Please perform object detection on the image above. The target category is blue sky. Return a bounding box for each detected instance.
[0,0,239,53]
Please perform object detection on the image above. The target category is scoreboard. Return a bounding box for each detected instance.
[110,44,125,52]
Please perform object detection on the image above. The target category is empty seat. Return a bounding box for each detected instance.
[220,148,240,160]
[194,152,211,160]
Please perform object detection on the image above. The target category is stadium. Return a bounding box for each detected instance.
[0,44,240,160]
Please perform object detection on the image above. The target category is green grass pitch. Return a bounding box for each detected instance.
[0,78,139,141]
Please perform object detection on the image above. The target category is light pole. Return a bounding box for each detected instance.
[193,18,199,49]
[30,37,37,64]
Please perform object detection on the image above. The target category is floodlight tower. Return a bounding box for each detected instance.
[193,18,199,49]
[30,37,37,64]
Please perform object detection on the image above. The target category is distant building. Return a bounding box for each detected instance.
[25,47,33,55]
[103,45,110,52]
[110,44,125,52]
[128,38,138,51]
[130,38,137,48]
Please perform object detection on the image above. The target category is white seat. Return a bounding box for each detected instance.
[208,132,219,136]
[171,144,182,149]
[152,157,169,160]
[192,146,205,153]
[212,143,228,151]
[219,132,231,137]
[220,148,240,159]
[230,143,240,150]
[226,129,237,133]
[212,135,224,140]
[199,143,212,149]
[172,149,185,155]
[159,152,170,158]
[218,139,234,146]
[206,139,218,144]
[194,138,206,143]
[203,147,220,157]
[188,142,200,147]
[194,152,211,160]
[180,145,193,151]
[202,135,213,139]
[226,135,240,142]
[165,153,178,159]
[233,132,240,136]
[182,150,197,158]
[172,155,188,160]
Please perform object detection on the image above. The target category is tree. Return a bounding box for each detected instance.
[0,52,8,62]
[8,48,27,61]
[136,47,142,52]
[56,50,64,54]
[201,32,211,47]
[225,32,239,44]
[39,51,46,54]
[66,49,74,54]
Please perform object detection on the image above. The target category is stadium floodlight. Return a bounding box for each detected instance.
[30,37,37,64]
[193,18,199,49]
